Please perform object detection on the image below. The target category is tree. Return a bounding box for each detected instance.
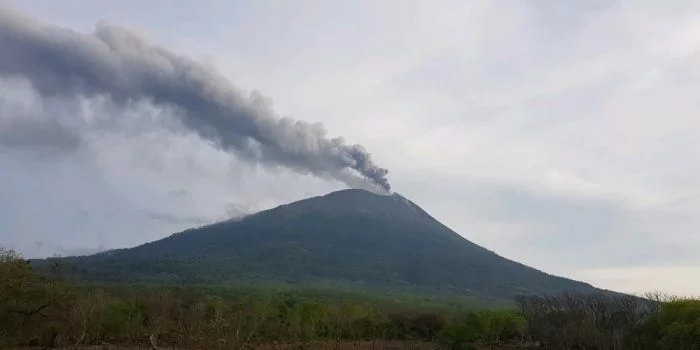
[0,248,53,316]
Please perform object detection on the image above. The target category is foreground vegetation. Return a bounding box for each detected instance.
[515,293,700,349]
[1,249,698,349]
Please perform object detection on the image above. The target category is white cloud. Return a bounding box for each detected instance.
[2,0,699,295]
[576,266,700,297]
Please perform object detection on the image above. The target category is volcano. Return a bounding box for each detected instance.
[45,189,602,299]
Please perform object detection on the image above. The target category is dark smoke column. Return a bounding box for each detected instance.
[0,7,390,193]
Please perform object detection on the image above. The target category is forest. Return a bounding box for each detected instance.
[1,248,699,349]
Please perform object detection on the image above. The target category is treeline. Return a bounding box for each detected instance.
[2,248,522,349]
[516,292,700,349]
[2,248,699,349]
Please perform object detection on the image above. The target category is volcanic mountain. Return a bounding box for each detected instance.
[46,189,601,299]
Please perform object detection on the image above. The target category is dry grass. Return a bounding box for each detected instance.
[13,341,535,349]
[250,341,437,349]
[12,341,438,350]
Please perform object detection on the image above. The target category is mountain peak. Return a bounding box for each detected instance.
[318,188,391,200]
[322,188,412,203]
[268,188,437,229]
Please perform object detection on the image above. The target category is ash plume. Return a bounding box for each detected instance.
[0,8,390,192]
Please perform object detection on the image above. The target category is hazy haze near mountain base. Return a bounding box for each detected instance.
[1,0,699,297]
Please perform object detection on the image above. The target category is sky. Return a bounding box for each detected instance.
[0,0,699,296]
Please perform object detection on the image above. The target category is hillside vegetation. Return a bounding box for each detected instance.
[3,248,700,349]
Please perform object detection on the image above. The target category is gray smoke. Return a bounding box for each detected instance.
[0,8,390,192]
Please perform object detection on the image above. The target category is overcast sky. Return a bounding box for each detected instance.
[1,0,699,296]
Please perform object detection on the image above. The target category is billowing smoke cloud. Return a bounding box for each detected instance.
[0,8,390,192]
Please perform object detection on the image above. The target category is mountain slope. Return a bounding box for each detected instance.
[45,189,602,299]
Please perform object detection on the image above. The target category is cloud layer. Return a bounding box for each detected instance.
[1,0,699,296]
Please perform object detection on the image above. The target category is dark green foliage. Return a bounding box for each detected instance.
[437,310,524,349]
[36,189,601,302]
[637,298,700,349]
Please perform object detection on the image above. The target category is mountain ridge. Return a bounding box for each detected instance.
[39,188,603,301]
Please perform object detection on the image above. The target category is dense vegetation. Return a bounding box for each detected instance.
[3,248,700,349]
[36,189,600,301]
[515,293,700,349]
[4,248,523,349]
